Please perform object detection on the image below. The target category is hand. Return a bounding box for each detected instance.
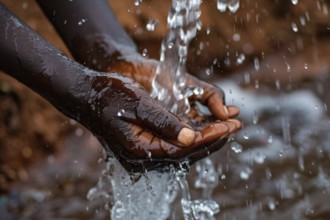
[82,73,240,172]
[106,55,240,121]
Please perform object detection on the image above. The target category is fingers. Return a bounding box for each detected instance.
[163,120,239,158]
[192,122,229,147]
[197,90,240,120]
[206,91,229,120]
[227,106,240,118]
[120,97,196,147]
[186,74,240,121]
[117,120,240,160]
[191,119,240,147]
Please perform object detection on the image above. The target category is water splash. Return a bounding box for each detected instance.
[87,158,179,220]
[177,165,220,220]
[88,158,220,220]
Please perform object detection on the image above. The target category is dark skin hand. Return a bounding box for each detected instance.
[106,55,240,121]
[0,2,241,172]
[37,0,242,171]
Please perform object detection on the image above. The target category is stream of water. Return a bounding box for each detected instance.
[151,0,202,114]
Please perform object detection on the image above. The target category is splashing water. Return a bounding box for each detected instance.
[88,158,219,220]
[151,0,203,114]
[87,158,178,220]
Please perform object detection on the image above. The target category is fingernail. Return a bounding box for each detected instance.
[178,127,195,146]
[228,119,243,130]
[223,106,229,115]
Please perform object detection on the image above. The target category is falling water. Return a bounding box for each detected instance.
[151,0,203,114]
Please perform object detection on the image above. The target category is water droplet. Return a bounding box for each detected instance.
[265,168,272,180]
[142,48,148,57]
[146,19,159,32]
[78,18,87,26]
[206,27,211,35]
[298,155,305,171]
[304,63,308,69]
[255,80,259,89]
[291,0,298,5]
[134,0,142,6]
[305,208,315,215]
[240,167,252,180]
[281,117,291,145]
[254,57,260,71]
[243,133,249,140]
[230,142,243,153]
[217,0,227,12]
[193,87,204,96]
[244,72,250,84]
[117,109,126,117]
[291,22,298,32]
[267,135,273,144]
[275,79,281,90]
[300,16,306,26]
[253,111,259,124]
[268,200,276,210]
[233,33,240,41]
[254,152,266,164]
[205,68,211,76]
[236,53,245,64]
[228,0,240,13]
[278,150,283,158]
[224,57,231,66]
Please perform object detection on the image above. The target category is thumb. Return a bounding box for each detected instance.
[121,98,196,147]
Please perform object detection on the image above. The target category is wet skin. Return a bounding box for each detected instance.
[0,2,241,172]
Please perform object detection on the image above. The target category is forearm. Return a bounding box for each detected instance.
[36,0,138,71]
[0,4,94,119]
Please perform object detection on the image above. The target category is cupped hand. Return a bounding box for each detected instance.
[82,73,240,172]
[106,55,240,121]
